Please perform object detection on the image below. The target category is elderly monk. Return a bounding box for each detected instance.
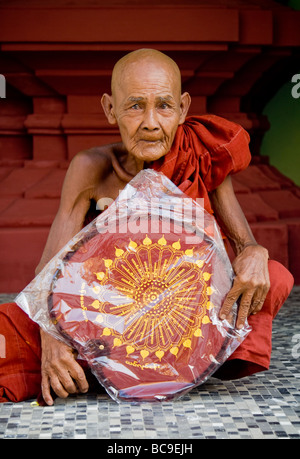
[0,49,294,405]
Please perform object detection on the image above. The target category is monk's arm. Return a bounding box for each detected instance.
[209,175,270,329]
[36,150,107,405]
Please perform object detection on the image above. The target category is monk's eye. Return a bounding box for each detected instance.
[131,104,140,110]
[159,102,172,110]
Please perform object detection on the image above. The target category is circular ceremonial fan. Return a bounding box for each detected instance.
[48,222,236,402]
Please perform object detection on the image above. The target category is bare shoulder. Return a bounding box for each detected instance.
[67,144,120,185]
[70,145,114,175]
[73,141,126,173]
[58,144,114,208]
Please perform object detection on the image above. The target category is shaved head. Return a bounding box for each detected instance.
[111,49,182,97]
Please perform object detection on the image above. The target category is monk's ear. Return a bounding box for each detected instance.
[101,93,117,125]
[178,92,191,125]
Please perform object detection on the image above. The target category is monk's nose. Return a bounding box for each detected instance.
[142,108,160,131]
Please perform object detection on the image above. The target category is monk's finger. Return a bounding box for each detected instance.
[236,290,255,329]
[49,374,70,399]
[220,285,241,321]
[41,373,54,406]
[68,364,89,394]
[249,288,267,315]
[56,369,78,395]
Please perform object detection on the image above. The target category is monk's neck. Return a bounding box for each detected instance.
[111,144,151,183]
[124,152,145,175]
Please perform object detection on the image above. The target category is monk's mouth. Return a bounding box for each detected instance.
[139,139,162,144]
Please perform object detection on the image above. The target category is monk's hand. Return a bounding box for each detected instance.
[219,244,270,330]
[40,329,89,405]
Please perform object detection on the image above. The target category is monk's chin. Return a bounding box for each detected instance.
[131,143,168,162]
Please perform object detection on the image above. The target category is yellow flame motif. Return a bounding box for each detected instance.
[80,236,213,363]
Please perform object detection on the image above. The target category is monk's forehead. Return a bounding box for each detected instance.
[111,50,181,99]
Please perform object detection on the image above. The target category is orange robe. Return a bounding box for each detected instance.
[0,115,294,403]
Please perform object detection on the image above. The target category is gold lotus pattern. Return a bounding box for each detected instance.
[81,235,215,361]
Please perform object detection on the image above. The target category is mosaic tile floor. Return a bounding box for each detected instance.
[1,288,300,440]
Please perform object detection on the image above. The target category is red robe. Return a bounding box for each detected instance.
[0,115,294,403]
[152,115,252,213]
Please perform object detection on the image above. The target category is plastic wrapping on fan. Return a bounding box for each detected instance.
[16,169,251,402]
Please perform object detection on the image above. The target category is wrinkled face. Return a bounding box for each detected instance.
[102,59,190,162]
